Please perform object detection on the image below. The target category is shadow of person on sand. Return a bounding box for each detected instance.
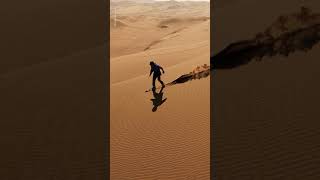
[150,86,167,112]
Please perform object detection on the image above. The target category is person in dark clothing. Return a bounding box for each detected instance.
[149,61,165,88]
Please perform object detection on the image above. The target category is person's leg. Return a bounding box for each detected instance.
[157,76,165,86]
[152,75,157,87]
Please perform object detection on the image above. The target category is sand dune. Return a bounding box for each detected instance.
[110,1,210,58]
[111,18,209,84]
[110,18,128,29]
[212,1,320,179]
[1,45,107,179]
[212,6,320,68]
[158,16,210,27]
[1,1,105,75]
[212,14,320,69]
[111,0,210,179]
[1,1,107,179]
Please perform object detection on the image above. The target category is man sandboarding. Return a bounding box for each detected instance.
[149,61,165,88]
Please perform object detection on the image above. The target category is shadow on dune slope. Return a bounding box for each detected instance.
[211,6,320,69]
[166,7,320,87]
[166,64,210,87]
[168,68,210,86]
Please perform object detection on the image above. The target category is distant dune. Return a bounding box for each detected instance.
[158,17,210,27]
[110,0,209,58]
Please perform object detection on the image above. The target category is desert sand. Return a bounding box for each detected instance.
[110,0,210,179]
[0,1,107,179]
[212,0,320,179]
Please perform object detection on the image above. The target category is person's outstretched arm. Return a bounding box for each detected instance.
[149,69,153,77]
[160,66,165,74]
